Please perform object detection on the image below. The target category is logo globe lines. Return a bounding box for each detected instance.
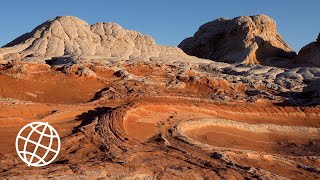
[15,122,61,167]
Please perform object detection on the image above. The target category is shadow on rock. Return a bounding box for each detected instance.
[276,79,320,106]
[254,36,296,68]
[73,107,113,132]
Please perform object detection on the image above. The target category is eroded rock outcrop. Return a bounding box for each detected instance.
[0,16,187,64]
[179,14,296,65]
[1,15,320,179]
[298,33,320,67]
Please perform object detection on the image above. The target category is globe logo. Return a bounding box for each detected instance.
[15,122,61,167]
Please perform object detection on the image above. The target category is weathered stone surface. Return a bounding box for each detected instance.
[298,33,320,67]
[1,15,320,179]
[0,16,187,63]
[179,14,296,65]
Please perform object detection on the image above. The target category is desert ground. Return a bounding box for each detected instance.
[0,15,319,179]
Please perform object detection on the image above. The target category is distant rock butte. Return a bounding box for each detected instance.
[0,15,318,68]
[0,16,187,63]
[179,14,296,65]
[298,33,320,67]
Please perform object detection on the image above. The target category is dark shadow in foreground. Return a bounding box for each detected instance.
[73,107,113,133]
[276,79,320,106]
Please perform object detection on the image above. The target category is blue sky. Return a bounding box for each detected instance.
[0,0,319,51]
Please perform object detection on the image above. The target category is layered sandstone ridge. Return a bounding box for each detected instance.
[179,14,296,65]
[0,16,187,63]
[1,15,320,179]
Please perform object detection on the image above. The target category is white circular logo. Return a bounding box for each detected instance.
[15,122,61,167]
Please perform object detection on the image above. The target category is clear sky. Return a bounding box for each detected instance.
[0,0,319,51]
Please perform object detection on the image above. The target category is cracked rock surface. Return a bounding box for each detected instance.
[0,16,189,64]
[0,15,320,179]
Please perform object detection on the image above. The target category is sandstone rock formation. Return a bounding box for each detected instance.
[0,16,187,64]
[179,14,296,65]
[298,33,320,67]
[1,15,320,179]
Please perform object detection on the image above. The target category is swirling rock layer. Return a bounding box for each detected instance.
[0,60,320,179]
[0,15,320,179]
